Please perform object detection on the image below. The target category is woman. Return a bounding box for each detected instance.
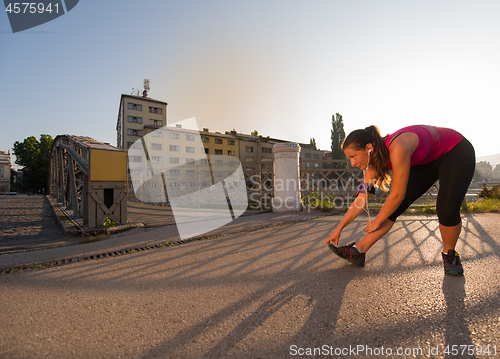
[325,125,475,276]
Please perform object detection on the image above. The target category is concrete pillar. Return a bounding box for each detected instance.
[272,143,302,212]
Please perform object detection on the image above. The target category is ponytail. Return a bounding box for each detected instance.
[342,125,391,191]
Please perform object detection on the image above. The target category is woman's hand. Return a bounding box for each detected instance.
[326,228,341,246]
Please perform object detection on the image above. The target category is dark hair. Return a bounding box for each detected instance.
[342,125,391,191]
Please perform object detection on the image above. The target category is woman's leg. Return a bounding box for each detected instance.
[440,223,462,253]
[436,138,475,251]
[356,219,395,252]
[354,164,439,253]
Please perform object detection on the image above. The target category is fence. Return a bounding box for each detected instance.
[126,158,442,212]
[300,159,446,210]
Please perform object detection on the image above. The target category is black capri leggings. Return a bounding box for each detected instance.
[388,137,475,226]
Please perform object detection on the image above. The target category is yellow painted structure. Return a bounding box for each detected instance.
[90,149,127,182]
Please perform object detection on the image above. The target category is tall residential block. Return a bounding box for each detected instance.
[116,94,168,150]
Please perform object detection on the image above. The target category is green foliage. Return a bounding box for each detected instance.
[302,190,338,211]
[251,130,259,136]
[330,113,346,160]
[463,198,500,213]
[12,134,53,192]
[478,184,500,200]
[408,198,500,214]
[309,137,317,150]
[10,169,22,192]
[103,217,116,228]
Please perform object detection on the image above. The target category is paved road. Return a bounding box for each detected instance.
[0,212,499,358]
[0,195,80,253]
[0,196,265,254]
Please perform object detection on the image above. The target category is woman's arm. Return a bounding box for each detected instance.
[326,166,375,246]
[365,133,416,233]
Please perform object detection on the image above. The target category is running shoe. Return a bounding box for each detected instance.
[328,242,365,267]
[442,249,464,276]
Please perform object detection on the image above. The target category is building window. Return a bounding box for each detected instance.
[127,129,142,136]
[262,147,272,153]
[313,154,319,159]
[228,150,235,156]
[151,143,162,150]
[215,138,223,144]
[228,140,235,146]
[169,169,179,174]
[186,158,195,164]
[186,134,195,141]
[186,146,195,153]
[127,103,143,111]
[245,146,254,153]
[201,137,209,143]
[129,156,142,162]
[169,132,179,139]
[151,131,162,137]
[149,119,163,126]
[246,157,254,162]
[149,106,163,114]
[204,148,209,154]
[151,156,162,163]
[215,149,223,155]
[170,157,179,164]
[305,153,311,159]
[201,159,209,165]
[127,116,142,124]
[127,142,142,149]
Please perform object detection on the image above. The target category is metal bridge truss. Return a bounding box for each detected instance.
[49,135,127,229]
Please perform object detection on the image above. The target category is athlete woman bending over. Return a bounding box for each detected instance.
[326,125,475,276]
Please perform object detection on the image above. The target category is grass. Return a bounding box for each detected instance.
[405,199,500,215]
[462,198,500,213]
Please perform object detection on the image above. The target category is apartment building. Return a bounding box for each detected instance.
[299,143,324,169]
[0,150,11,193]
[116,94,167,150]
[225,131,285,169]
[225,130,326,169]
[198,128,239,158]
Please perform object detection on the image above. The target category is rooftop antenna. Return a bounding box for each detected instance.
[131,88,140,96]
[143,79,150,97]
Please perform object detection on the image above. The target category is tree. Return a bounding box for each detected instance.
[309,137,317,150]
[251,130,259,136]
[331,113,346,159]
[12,134,53,192]
[10,168,22,192]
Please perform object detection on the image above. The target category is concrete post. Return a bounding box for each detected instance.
[272,143,302,212]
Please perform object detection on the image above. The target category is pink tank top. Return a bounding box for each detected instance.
[385,125,463,169]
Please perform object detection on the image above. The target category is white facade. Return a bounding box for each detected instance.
[0,151,11,193]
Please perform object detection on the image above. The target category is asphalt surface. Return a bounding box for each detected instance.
[0,195,80,253]
[1,211,499,359]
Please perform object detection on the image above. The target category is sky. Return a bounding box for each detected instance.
[2,0,500,169]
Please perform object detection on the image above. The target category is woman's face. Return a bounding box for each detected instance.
[344,145,370,170]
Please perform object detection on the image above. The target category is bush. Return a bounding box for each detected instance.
[463,198,500,213]
[302,191,339,211]
[478,184,500,200]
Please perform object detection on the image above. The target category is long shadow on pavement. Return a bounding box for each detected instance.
[2,214,499,358]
